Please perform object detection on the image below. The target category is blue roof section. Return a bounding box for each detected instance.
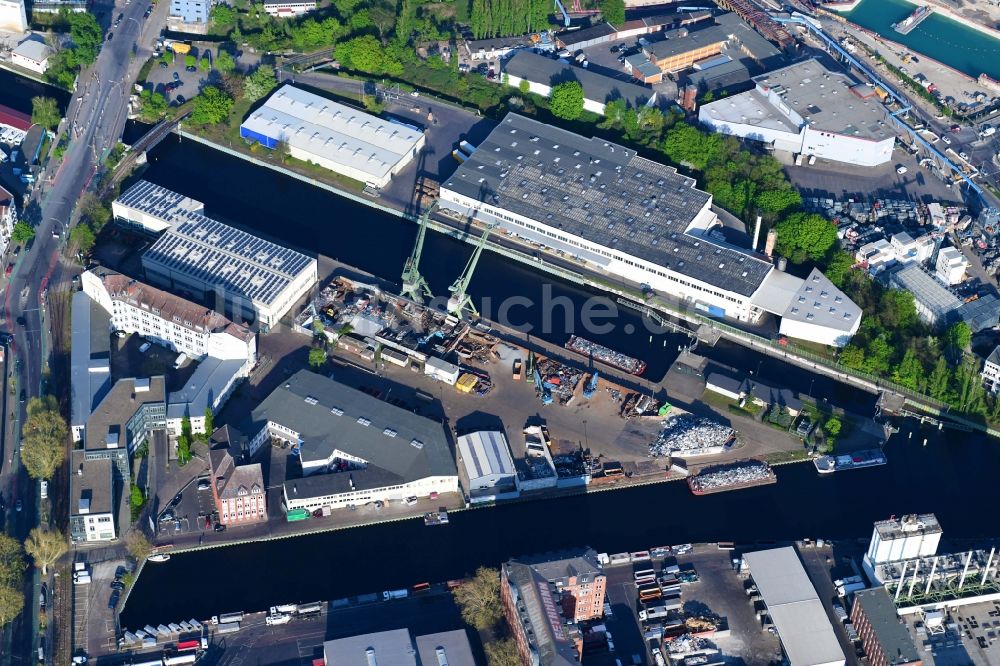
[71,291,112,431]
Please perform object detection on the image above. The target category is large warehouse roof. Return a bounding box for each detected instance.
[780,269,860,333]
[142,212,315,309]
[743,547,845,666]
[253,370,456,484]
[240,84,423,185]
[114,180,205,225]
[441,113,773,297]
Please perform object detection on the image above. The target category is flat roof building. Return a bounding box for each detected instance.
[323,628,475,666]
[645,24,729,73]
[439,113,860,346]
[70,451,116,543]
[251,370,458,511]
[262,0,315,16]
[700,59,896,167]
[240,84,425,188]
[133,188,317,330]
[11,39,52,74]
[112,180,205,234]
[851,588,921,666]
[773,268,862,347]
[742,547,846,666]
[457,430,519,503]
[503,50,657,116]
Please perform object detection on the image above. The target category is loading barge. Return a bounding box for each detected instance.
[892,5,932,35]
[814,448,886,474]
[687,460,776,495]
[566,336,647,376]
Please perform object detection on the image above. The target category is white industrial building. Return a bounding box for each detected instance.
[239,84,425,188]
[856,232,936,275]
[935,246,968,285]
[982,346,1000,393]
[457,430,519,503]
[81,269,257,372]
[865,513,942,567]
[11,39,52,74]
[424,356,460,385]
[0,0,27,31]
[440,113,861,346]
[762,268,862,347]
[112,180,206,234]
[742,547,846,666]
[699,59,895,167]
[250,371,459,511]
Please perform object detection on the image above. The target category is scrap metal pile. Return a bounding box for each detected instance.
[689,460,772,492]
[536,357,583,404]
[648,415,734,457]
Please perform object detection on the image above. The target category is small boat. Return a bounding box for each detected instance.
[424,509,449,526]
[148,553,171,563]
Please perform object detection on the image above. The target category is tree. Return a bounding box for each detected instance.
[822,250,855,288]
[242,67,278,103]
[953,353,986,414]
[308,347,327,369]
[927,356,952,402]
[177,415,193,464]
[485,639,521,666]
[68,12,103,65]
[204,407,214,438]
[942,321,972,358]
[335,36,403,76]
[125,530,153,561]
[878,289,918,330]
[453,567,502,630]
[160,51,173,68]
[0,587,23,628]
[11,221,35,244]
[185,53,197,68]
[549,81,584,121]
[129,483,145,521]
[24,528,67,575]
[214,49,236,74]
[31,96,61,131]
[839,344,865,370]
[823,417,842,438]
[200,54,211,72]
[190,86,234,125]
[892,348,925,391]
[69,223,95,254]
[20,396,68,480]
[0,535,24,589]
[599,0,625,25]
[138,89,168,121]
[662,122,723,171]
[518,79,530,94]
[210,3,237,25]
[773,212,838,263]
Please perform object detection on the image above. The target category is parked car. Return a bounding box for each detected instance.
[896,165,907,174]
[185,65,197,72]
[139,342,151,353]
[114,13,123,26]
[108,591,120,609]
[39,583,47,609]
[110,580,125,591]
[176,94,186,105]
[115,565,128,579]
[144,5,153,17]
[214,523,226,533]
[173,71,180,81]
[198,479,211,490]
[106,32,113,41]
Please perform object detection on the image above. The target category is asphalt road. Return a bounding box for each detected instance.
[0,0,166,661]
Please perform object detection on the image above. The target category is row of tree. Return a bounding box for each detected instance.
[469,0,550,39]
[0,529,68,628]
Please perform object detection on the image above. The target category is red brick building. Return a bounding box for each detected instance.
[208,426,267,525]
[851,588,921,666]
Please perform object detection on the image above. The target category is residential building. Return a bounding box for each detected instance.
[851,588,921,666]
[85,376,166,455]
[935,246,968,285]
[501,549,607,665]
[439,113,861,345]
[169,0,212,24]
[262,0,315,16]
[208,426,266,525]
[503,50,657,116]
[127,184,317,330]
[252,370,458,512]
[982,346,1000,393]
[0,183,16,257]
[742,547,846,666]
[323,628,475,666]
[457,430,519,503]
[70,291,112,442]
[69,451,116,543]
[82,269,257,372]
[700,59,896,167]
[11,39,52,74]
[239,84,426,188]
[0,0,27,31]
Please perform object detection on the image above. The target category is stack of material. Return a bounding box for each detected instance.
[649,415,734,458]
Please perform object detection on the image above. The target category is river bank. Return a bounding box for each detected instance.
[896,0,1000,43]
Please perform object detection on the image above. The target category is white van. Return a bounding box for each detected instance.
[173,353,187,369]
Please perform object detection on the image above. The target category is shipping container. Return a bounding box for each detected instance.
[286,508,311,522]
[164,655,198,666]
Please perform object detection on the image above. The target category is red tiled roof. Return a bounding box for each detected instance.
[0,105,32,132]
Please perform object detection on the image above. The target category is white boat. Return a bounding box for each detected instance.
[814,449,886,474]
[148,553,171,563]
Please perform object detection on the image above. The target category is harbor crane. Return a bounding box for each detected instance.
[400,202,437,303]
[447,223,495,318]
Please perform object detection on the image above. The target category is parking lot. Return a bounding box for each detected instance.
[577,37,677,104]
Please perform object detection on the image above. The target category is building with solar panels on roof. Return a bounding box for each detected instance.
[439,113,862,345]
[114,181,318,330]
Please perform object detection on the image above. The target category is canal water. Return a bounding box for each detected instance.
[0,68,71,115]
[843,0,1000,80]
[117,127,1000,628]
